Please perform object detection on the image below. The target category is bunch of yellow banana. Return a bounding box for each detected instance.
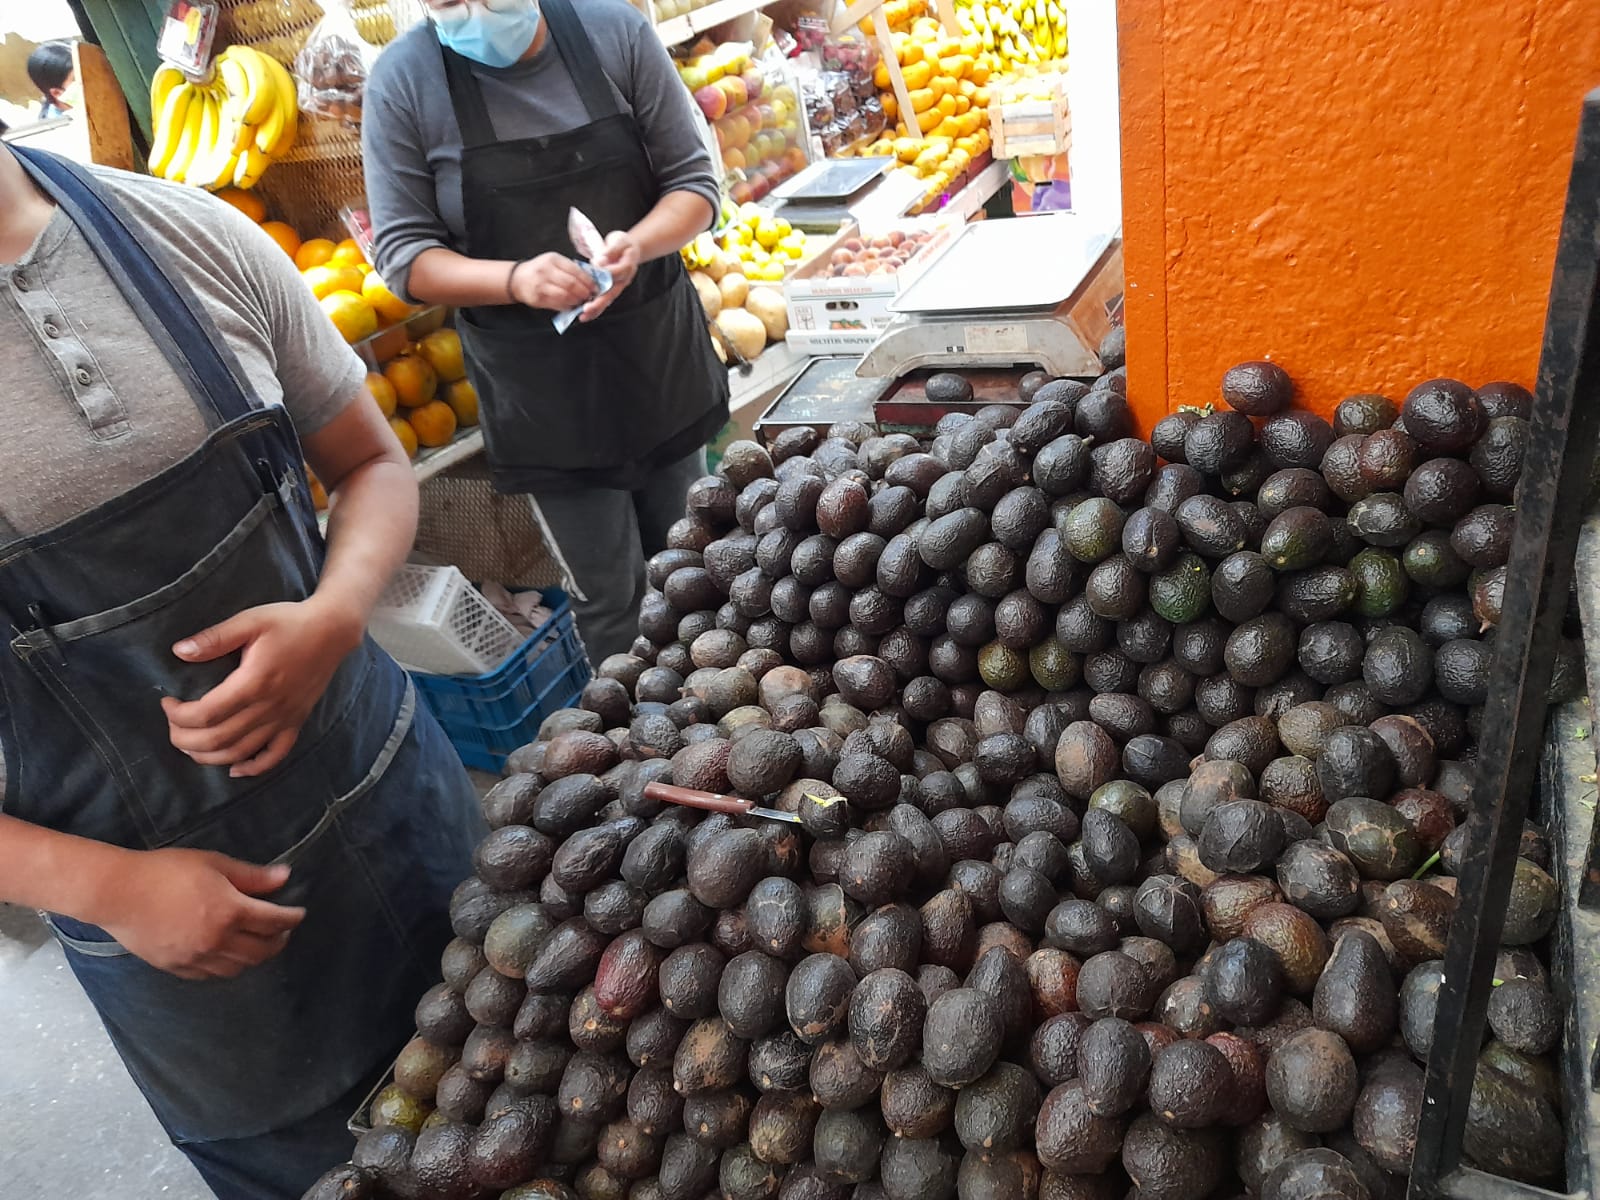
[953,0,1067,68]
[147,46,299,191]
[681,231,721,271]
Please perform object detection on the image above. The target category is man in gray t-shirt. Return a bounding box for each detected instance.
[362,0,731,665]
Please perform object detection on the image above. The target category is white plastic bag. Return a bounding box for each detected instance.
[291,0,376,126]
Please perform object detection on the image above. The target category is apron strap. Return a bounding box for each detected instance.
[10,148,260,432]
[437,0,623,148]
[538,0,624,123]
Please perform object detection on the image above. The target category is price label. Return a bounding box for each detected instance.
[964,324,1028,356]
[157,1,220,74]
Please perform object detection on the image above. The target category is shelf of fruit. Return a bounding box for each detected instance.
[684,198,809,373]
[652,0,783,47]
[680,42,809,206]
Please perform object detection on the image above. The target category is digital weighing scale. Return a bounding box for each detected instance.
[754,213,1125,441]
[857,213,1125,427]
[768,157,895,233]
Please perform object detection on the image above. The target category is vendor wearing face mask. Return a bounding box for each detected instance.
[362,0,729,664]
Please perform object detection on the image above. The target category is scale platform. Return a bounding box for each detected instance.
[857,214,1124,415]
[770,157,894,234]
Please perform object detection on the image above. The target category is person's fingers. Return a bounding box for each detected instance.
[165,964,211,982]
[172,611,262,664]
[177,722,279,768]
[194,953,248,980]
[229,727,300,778]
[233,893,308,936]
[166,700,274,754]
[211,856,292,897]
[217,929,294,967]
[163,665,265,730]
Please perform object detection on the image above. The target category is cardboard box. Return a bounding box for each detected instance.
[782,218,956,352]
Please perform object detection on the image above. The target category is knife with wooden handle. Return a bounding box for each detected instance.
[643,781,801,824]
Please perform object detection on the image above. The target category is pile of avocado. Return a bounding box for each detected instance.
[304,361,1573,1200]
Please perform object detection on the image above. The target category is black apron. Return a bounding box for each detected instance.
[441,0,729,494]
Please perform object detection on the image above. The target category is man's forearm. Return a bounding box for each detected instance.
[630,191,716,263]
[312,457,419,648]
[0,813,128,924]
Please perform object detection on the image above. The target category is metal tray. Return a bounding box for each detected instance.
[754,355,890,443]
[890,214,1115,315]
[770,156,894,202]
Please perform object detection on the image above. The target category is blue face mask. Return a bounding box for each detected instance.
[432,0,541,69]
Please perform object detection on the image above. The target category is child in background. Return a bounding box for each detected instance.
[28,42,78,121]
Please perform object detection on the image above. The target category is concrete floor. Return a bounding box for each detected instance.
[0,903,212,1198]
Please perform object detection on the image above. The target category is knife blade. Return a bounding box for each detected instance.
[643,781,802,824]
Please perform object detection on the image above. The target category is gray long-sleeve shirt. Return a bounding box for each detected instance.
[361,0,720,302]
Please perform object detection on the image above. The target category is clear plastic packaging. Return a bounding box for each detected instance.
[291,0,376,126]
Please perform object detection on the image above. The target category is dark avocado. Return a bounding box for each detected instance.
[1134,874,1208,954]
[1204,936,1285,1025]
[1203,715,1281,775]
[1173,617,1229,675]
[925,373,974,404]
[1261,508,1334,572]
[1150,553,1213,624]
[1471,416,1528,497]
[1152,411,1200,462]
[1090,439,1158,505]
[1222,361,1294,415]
[1334,393,1399,436]
[1315,726,1396,805]
[1402,378,1485,453]
[1403,529,1471,589]
[1261,1148,1371,1200]
[1419,594,1478,647]
[747,1091,820,1166]
[846,967,926,1071]
[921,987,1004,1087]
[1486,978,1561,1056]
[1355,429,1416,491]
[1361,626,1433,705]
[1348,548,1409,618]
[785,953,856,1045]
[1035,1080,1126,1174]
[1276,839,1360,919]
[881,1064,958,1139]
[1450,504,1515,568]
[1198,799,1287,874]
[813,1108,887,1184]
[1199,874,1282,942]
[1224,613,1298,687]
[1062,498,1126,563]
[1463,1062,1563,1184]
[746,1031,810,1094]
[1347,493,1421,548]
[1184,410,1257,474]
[1075,389,1135,442]
[658,944,726,1019]
[672,1017,746,1096]
[879,1136,958,1200]
[682,1087,755,1149]
[1120,1113,1227,1200]
[1351,1060,1423,1176]
[1147,1038,1231,1128]
[1033,434,1093,496]
[1242,903,1332,995]
[1265,1029,1359,1133]
[1324,798,1423,881]
[1175,495,1249,558]
[1261,412,1336,471]
[718,951,790,1040]
[1257,468,1334,519]
[954,1061,1044,1152]
[1122,506,1183,572]
[1211,551,1275,622]
[1321,435,1370,504]
[920,509,990,571]
[1311,929,1397,1054]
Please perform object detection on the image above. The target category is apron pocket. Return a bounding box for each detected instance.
[458,275,729,478]
[9,493,367,846]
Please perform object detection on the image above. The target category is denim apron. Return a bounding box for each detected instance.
[441,0,729,494]
[0,149,483,1166]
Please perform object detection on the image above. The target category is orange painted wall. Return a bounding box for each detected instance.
[1117,0,1600,430]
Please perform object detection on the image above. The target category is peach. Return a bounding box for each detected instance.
[695,85,728,121]
[741,70,765,102]
[718,76,749,110]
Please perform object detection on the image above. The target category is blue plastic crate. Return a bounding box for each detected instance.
[410,587,590,772]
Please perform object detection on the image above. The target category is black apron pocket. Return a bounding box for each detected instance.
[459,272,728,478]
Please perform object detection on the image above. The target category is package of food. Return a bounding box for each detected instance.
[291,0,375,126]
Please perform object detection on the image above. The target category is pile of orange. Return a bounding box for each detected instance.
[375,328,477,459]
[214,190,477,463]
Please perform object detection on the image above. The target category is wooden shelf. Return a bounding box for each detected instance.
[654,0,778,46]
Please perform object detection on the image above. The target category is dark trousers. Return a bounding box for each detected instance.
[533,449,707,666]
[179,1063,382,1199]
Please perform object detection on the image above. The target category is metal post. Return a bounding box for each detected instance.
[1410,87,1600,1199]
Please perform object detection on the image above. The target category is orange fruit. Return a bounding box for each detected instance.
[261,221,301,259]
[320,291,379,344]
[217,188,267,222]
[366,371,398,418]
[295,237,337,271]
[444,378,479,427]
[418,328,466,383]
[384,354,439,408]
[407,399,458,448]
[303,264,365,300]
[330,238,367,267]
[308,472,329,511]
[362,271,417,324]
[388,414,419,458]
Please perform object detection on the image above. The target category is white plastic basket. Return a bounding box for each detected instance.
[368,564,524,676]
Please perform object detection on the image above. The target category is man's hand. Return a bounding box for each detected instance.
[512,251,601,311]
[582,230,641,322]
[98,848,305,980]
[162,597,362,778]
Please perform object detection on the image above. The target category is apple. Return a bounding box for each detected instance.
[730,181,754,205]
[740,70,765,102]
[695,85,728,122]
[680,65,710,92]
[722,148,747,173]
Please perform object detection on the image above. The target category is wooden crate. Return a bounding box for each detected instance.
[991,72,1071,160]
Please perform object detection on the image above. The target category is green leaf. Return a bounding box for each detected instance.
[1412,851,1442,880]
